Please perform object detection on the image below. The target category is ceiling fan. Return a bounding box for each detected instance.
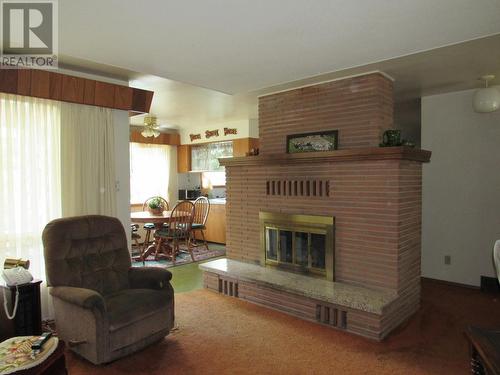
[141,115,161,138]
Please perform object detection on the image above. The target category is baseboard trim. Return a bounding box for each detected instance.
[421,276,480,290]
[480,276,500,293]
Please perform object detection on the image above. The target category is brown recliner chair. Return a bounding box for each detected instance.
[42,215,174,364]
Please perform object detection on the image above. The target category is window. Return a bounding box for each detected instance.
[191,145,209,171]
[191,141,233,171]
[202,171,226,188]
[0,93,61,318]
[193,141,232,188]
[130,143,172,203]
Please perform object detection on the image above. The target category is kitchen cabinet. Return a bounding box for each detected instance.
[177,145,191,173]
[196,203,226,244]
[233,137,259,157]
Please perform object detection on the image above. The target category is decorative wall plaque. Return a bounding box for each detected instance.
[189,133,202,142]
[286,130,339,153]
[205,129,219,139]
[224,127,238,136]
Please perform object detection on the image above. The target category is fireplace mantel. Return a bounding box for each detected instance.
[220,146,431,167]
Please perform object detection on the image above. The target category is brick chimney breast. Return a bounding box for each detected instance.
[258,72,394,154]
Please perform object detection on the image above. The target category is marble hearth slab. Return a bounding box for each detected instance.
[199,258,397,314]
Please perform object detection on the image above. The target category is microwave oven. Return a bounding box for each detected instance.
[178,189,201,200]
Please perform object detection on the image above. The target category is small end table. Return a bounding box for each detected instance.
[0,280,42,342]
[465,326,500,375]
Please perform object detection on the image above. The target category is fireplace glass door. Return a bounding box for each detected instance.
[265,226,327,276]
[265,228,278,261]
[260,212,334,280]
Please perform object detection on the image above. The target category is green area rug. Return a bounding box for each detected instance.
[131,243,225,293]
[131,242,225,268]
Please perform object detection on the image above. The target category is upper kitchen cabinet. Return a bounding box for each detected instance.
[177,145,191,173]
[233,138,259,157]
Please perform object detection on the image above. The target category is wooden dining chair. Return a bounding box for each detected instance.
[190,196,211,251]
[154,200,195,264]
[141,196,169,251]
[131,223,141,249]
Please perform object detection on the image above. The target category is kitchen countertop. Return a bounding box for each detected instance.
[208,198,226,205]
[187,198,226,205]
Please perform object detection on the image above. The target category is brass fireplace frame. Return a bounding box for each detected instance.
[259,211,335,281]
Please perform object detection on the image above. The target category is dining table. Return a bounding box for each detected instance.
[130,210,174,262]
[130,210,190,262]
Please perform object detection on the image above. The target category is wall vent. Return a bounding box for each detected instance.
[218,277,239,297]
[266,180,330,197]
[315,304,347,329]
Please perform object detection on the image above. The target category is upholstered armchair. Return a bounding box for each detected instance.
[42,215,174,365]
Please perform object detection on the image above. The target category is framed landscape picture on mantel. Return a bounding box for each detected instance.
[286,130,339,154]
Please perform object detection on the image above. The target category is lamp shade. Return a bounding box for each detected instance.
[473,75,500,113]
[473,87,500,113]
[494,240,500,284]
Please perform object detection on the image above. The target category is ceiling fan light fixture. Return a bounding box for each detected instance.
[473,75,500,113]
[141,115,161,138]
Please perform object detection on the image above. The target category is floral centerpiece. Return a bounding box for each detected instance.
[147,197,165,216]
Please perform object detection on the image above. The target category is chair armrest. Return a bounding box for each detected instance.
[50,286,105,313]
[128,267,172,290]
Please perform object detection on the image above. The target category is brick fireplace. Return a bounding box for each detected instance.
[200,72,431,340]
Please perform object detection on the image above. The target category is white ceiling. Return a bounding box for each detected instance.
[59,0,500,94]
[100,34,498,129]
[126,75,257,129]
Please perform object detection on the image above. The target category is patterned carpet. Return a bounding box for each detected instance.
[67,279,500,375]
[131,242,226,268]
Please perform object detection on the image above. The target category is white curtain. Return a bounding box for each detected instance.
[60,102,116,217]
[130,143,172,204]
[0,93,61,319]
[0,96,118,320]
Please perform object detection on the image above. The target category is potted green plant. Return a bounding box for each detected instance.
[147,197,164,216]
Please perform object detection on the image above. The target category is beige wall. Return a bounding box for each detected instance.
[395,99,421,148]
[422,88,500,286]
[179,119,258,145]
[113,110,131,245]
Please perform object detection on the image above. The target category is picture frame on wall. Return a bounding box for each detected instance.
[286,130,339,153]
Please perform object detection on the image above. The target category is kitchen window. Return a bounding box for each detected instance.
[202,171,226,188]
[192,141,233,188]
[191,141,233,171]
